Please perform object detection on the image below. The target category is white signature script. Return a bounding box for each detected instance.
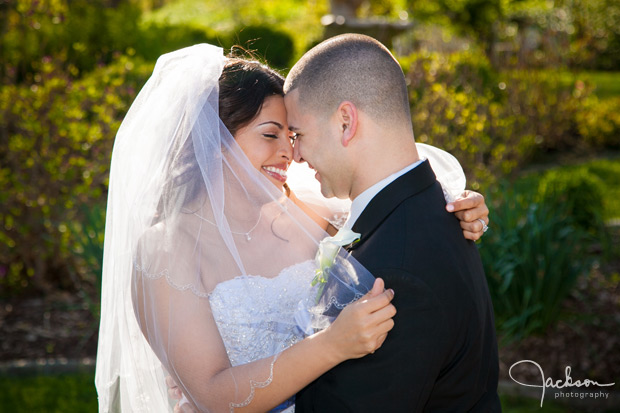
[509,360,615,407]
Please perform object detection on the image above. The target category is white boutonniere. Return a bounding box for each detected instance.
[312,228,361,302]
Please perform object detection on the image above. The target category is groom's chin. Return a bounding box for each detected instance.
[319,186,335,199]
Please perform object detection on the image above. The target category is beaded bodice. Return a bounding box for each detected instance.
[209,260,315,367]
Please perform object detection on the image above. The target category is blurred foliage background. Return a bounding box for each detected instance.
[1,0,619,366]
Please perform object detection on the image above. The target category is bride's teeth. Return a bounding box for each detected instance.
[263,166,287,177]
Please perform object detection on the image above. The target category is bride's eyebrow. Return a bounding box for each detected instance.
[258,121,283,129]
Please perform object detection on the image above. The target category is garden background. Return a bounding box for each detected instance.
[0,0,619,411]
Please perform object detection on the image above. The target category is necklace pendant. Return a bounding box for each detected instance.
[245,233,252,242]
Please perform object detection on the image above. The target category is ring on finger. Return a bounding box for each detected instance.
[477,218,488,233]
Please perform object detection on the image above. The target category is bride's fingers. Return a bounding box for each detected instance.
[374,332,389,349]
[373,313,396,335]
[353,284,394,313]
[460,218,487,233]
[358,287,395,313]
[447,190,484,214]
[367,302,397,326]
[165,375,177,388]
[362,278,385,300]
[368,325,392,354]
[460,219,487,241]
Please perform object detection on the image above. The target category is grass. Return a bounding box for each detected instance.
[514,156,620,222]
[582,71,620,99]
[553,70,620,100]
[0,371,97,412]
[0,371,578,412]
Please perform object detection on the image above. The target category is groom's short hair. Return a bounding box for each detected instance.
[284,34,411,124]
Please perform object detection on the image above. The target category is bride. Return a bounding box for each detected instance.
[95,44,489,412]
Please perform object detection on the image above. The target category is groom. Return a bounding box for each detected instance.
[284,34,501,411]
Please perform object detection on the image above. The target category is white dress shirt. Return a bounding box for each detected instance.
[343,159,425,230]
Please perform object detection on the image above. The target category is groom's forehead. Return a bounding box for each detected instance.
[283,92,302,119]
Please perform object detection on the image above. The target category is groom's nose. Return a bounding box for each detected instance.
[293,141,304,164]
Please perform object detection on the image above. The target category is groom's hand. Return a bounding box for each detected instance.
[446,190,489,241]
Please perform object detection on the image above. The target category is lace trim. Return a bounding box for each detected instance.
[134,262,210,298]
[229,356,277,412]
[310,292,365,314]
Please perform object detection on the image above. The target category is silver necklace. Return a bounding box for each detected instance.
[192,211,262,241]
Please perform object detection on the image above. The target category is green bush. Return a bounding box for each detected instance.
[537,169,607,235]
[501,70,591,153]
[585,159,620,221]
[576,96,620,149]
[232,25,295,70]
[134,22,223,62]
[0,0,143,84]
[0,54,153,295]
[400,50,594,187]
[479,184,593,343]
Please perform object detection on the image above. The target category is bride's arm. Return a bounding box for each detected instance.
[136,276,395,413]
[287,183,489,239]
[286,186,338,235]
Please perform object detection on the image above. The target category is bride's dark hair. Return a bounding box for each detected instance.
[218,56,285,135]
[156,53,286,222]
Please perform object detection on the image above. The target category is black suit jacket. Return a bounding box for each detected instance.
[296,160,501,412]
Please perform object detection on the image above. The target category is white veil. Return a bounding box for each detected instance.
[95,44,378,412]
[94,44,466,412]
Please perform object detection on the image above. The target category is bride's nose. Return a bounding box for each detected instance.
[279,138,293,160]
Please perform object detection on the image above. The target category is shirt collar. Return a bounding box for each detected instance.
[343,158,424,230]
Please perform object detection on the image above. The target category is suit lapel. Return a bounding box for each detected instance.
[348,160,437,251]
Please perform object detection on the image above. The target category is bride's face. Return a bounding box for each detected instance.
[234,95,294,190]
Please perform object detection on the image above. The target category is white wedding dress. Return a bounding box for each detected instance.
[209,260,317,412]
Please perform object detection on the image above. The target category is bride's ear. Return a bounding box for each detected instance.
[337,101,358,147]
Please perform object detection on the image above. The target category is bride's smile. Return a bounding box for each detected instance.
[233,95,294,189]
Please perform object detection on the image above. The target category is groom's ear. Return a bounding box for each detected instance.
[337,101,358,147]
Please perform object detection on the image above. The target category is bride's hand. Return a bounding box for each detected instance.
[446,190,489,241]
[322,278,396,361]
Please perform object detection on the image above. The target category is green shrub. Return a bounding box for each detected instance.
[0,54,153,295]
[232,25,295,70]
[134,23,223,62]
[501,70,591,153]
[576,96,620,149]
[0,0,143,84]
[537,169,607,235]
[400,50,594,187]
[479,184,593,343]
[402,50,535,187]
[585,159,620,221]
